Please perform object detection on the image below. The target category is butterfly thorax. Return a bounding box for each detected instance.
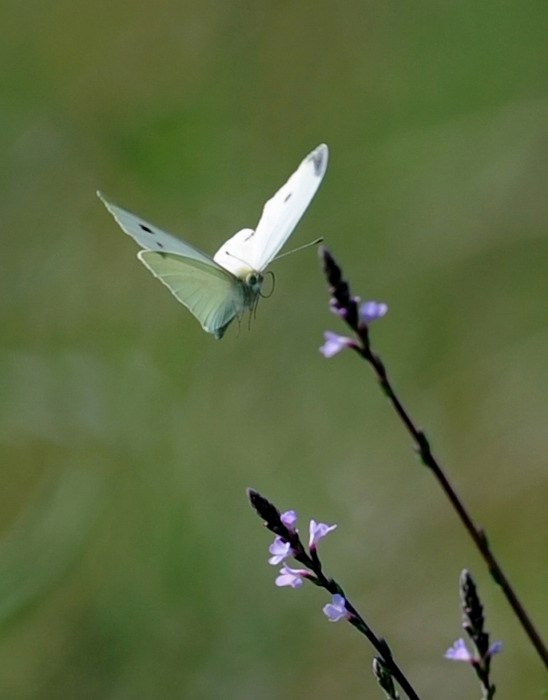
[213,228,261,274]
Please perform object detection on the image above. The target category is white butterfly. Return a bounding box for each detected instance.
[98,143,328,339]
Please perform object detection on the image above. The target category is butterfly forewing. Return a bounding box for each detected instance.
[240,143,328,271]
[97,192,215,265]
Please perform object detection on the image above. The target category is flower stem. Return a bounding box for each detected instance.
[248,489,422,700]
[321,247,548,669]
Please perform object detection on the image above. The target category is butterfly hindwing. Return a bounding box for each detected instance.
[138,251,249,339]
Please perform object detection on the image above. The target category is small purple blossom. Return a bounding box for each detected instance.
[309,520,337,549]
[268,536,292,565]
[329,298,347,318]
[280,510,297,530]
[445,638,474,662]
[275,565,307,588]
[323,594,348,622]
[359,301,388,326]
[329,296,360,319]
[319,331,355,358]
[445,638,502,663]
[487,641,503,656]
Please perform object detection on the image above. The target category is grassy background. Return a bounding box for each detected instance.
[1,0,547,697]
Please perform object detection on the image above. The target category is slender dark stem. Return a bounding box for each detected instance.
[312,571,420,700]
[321,247,548,669]
[356,338,548,669]
[248,489,421,700]
[344,602,419,700]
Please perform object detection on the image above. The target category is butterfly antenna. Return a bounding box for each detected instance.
[272,237,323,262]
[259,271,276,299]
[224,250,249,266]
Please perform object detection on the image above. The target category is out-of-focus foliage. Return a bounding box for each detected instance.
[1,0,546,698]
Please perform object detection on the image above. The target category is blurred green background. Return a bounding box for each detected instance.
[1,0,547,697]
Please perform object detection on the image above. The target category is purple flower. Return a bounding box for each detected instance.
[281,510,297,530]
[329,299,347,318]
[319,331,355,358]
[275,565,307,588]
[323,594,348,622]
[329,295,361,319]
[309,520,337,549]
[445,638,474,662]
[487,641,503,656]
[268,536,292,566]
[358,301,388,326]
[445,638,503,663]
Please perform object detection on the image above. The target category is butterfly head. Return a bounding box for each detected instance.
[244,270,263,294]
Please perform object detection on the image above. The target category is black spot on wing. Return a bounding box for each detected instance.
[157,242,164,249]
[140,223,154,233]
[284,192,292,203]
[309,145,326,176]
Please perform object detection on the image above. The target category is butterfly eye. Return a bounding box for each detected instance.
[245,272,264,291]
